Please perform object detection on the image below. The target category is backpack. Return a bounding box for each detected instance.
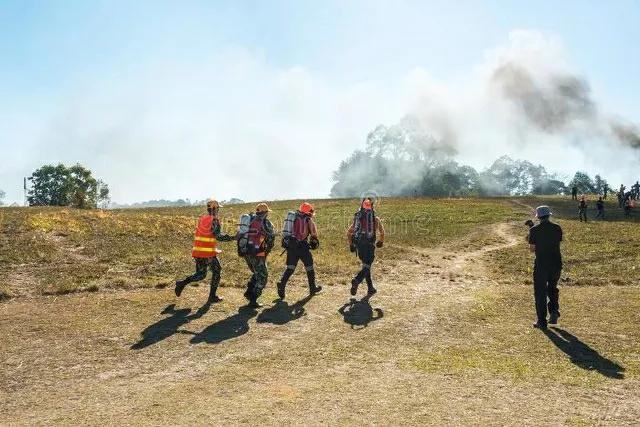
[353,209,376,244]
[281,211,309,249]
[237,213,266,256]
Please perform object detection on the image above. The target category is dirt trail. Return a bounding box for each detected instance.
[1,220,635,425]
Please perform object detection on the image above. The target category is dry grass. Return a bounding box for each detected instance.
[1,196,639,425]
[0,198,516,297]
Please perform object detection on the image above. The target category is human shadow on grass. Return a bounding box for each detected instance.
[131,302,215,350]
[256,295,313,325]
[187,305,259,345]
[543,327,625,379]
[338,295,383,329]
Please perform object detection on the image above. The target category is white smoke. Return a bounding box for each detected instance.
[3,30,638,204]
[400,30,639,185]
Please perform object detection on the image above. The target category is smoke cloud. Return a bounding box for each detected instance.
[491,60,640,150]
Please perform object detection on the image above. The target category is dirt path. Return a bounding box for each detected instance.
[1,220,636,425]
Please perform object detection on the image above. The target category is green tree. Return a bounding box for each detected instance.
[569,171,596,194]
[0,189,5,206]
[27,163,110,209]
[593,174,608,195]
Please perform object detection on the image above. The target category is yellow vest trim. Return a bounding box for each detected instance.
[194,236,216,243]
[192,246,215,252]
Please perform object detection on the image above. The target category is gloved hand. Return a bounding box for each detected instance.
[376,241,384,248]
[309,236,319,250]
[349,244,356,253]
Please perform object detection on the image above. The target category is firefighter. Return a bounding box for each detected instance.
[528,205,563,329]
[276,202,322,300]
[596,196,605,219]
[175,199,236,304]
[578,196,588,222]
[347,198,385,296]
[242,203,276,308]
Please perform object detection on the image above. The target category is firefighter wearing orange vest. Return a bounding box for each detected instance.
[347,198,385,296]
[175,199,236,304]
[276,202,322,300]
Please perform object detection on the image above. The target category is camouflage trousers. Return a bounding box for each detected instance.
[244,256,268,298]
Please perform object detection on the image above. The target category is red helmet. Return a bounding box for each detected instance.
[299,202,315,215]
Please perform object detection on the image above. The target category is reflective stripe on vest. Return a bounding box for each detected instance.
[192,215,219,258]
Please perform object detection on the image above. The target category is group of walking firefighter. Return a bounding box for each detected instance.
[175,198,385,308]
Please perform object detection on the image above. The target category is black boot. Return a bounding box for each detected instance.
[310,285,323,295]
[549,311,560,325]
[277,281,286,299]
[175,280,186,297]
[207,286,223,303]
[365,269,376,295]
[307,270,322,295]
[350,278,359,296]
[248,298,263,308]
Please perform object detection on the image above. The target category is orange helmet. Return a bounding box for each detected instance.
[207,199,221,210]
[299,202,314,215]
[361,199,373,210]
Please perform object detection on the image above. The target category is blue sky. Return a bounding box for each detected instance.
[1,1,639,204]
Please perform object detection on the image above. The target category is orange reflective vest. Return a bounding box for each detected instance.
[192,215,221,258]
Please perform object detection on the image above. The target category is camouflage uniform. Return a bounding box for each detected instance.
[176,218,235,301]
[244,216,275,301]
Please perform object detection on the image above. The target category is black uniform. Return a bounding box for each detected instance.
[351,209,378,292]
[528,219,563,327]
[596,200,604,219]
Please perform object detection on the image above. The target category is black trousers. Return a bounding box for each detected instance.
[579,209,587,222]
[279,241,315,288]
[353,241,375,288]
[180,257,222,299]
[533,264,561,325]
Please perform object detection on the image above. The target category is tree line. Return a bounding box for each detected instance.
[331,116,609,198]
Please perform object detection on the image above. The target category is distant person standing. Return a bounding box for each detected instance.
[619,185,626,207]
[571,186,578,201]
[596,196,605,219]
[603,183,609,200]
[578,196,588,222]
[624,196,632,217]
[633,181,640,200]
[528,206,563,329]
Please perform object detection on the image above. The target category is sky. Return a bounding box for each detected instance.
[1,0,639,204]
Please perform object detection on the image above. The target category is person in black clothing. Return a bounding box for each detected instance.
[596,196,605,219]
[347,198,385,296]
[528,205,563,330]
[578,196,587,222]
[571,186,578,201]
[276,202,323,300]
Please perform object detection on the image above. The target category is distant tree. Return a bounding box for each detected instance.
[97,181,110,208]
[568,171,596,194]
[532,179,566,195]
[0,189,5,206]
[593,174,608,195]
[27,163,109,209]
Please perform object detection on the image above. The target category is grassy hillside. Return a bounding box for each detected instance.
[0,197,517,299]
[1,196,639,424]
